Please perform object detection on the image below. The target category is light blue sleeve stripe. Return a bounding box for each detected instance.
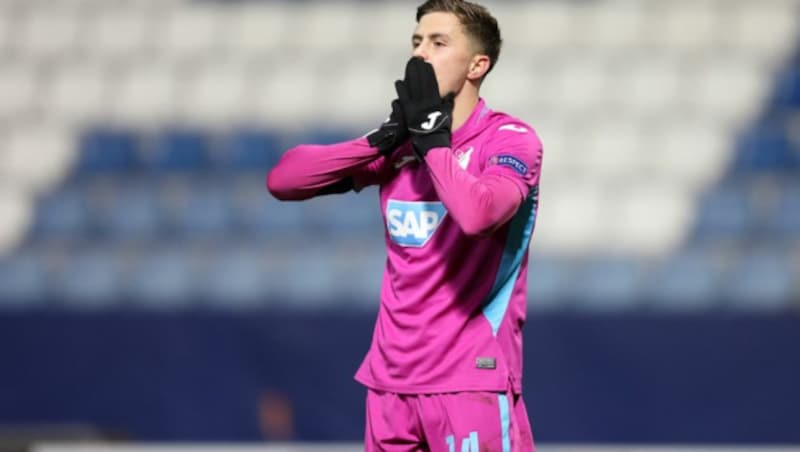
[498,393,511,452]
[482,194,537,336]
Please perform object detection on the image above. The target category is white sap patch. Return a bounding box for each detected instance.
[386,200,448,247]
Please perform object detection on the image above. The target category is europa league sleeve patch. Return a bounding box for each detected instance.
[489,155,528,176]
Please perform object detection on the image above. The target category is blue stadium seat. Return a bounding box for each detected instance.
[527,255,576,310]
[31,184,89,239]
[96,179,161,241]
[569,256,645,311]
[229,176,306,236]
[201,246,270,308]
[177,185,233,237]
[767,182,800,237]
[772,67,800,109]
[219,128,283,171]
[0,252,48,306]
[272,252,343,307]
[76,127,141,173]
[149,128,213,172]
[303,189,384,235]
[732,122,796,172]
[51,248,121,308]
[125,245,196,308]
[155,177,231,238]
[722,249,793,310]
[692,186,753,240]
[644,249,722,311]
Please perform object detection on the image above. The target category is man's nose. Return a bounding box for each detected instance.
[412,45,427,60]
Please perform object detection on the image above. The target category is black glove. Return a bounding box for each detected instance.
[366,99,408,156]
[395,57,455,160]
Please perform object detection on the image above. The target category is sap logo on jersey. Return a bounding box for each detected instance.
[386,200,448,247]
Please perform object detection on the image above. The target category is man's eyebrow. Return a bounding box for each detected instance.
[411,32,450,42]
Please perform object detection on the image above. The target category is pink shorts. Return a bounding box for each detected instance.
[364,388,535,452]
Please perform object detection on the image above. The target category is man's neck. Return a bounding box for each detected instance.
[452,89,479,132]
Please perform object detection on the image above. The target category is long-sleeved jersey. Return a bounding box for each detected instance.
[268,98,543,394]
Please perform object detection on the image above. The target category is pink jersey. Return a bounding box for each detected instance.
[351,99,543,394]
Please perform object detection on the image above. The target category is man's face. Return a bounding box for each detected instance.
[411,12,476,98]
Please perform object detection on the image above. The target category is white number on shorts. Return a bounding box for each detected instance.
[446,431,479,452]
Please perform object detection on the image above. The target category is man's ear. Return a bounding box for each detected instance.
[467,54,491,82]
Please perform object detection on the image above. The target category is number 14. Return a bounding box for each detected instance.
[446,431,479,452]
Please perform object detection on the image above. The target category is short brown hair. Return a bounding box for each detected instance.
[416,0,502,79]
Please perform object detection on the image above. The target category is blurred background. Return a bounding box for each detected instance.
[1,0,799,449]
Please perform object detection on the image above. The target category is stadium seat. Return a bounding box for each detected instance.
[0,251,48,306]
[81,5,155,64]
[31,184,88,239]
[615,55,686,119]
[526,255,577,311]
[733,122,796,172]
[571,1,646,56]
[200,245,271,308]
[51,248,121,308]
[221,3,287,64]
[499,2,575,56]
[295,5,358,55]
[0,189,33,255]
[219,128,283,172]
[647,1,720,58]
[180,63,250,124]
[4,125,75,194]
[148,128,213,172]
[228,175,306,236]
[767,182,800,237]
[0,63,39,123]
[44,62,112,126]
[689,57,766,126]
[125,245,196,308]
[302,189,384,236]
[644,249,723,310]
[723,1,798,65]
[111,63,179,125]
[155,4,223,64]
[77,128,141,173]
[692,185,753,240]
[722,248,794,310]
[175,185,232,238]
[95,178,161,241]
[773,68,800,109]
[569,256,646,311]
[11,5,82,63]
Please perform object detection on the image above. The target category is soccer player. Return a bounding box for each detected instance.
[267,0,542,450]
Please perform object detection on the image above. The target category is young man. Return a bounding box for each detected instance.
[268,1,542,450]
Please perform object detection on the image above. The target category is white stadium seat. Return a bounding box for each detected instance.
[10,5,83,63]
[155,4,225,64]
[221,4,290,64]
[0,189,33,255]
[179,61,251,125]
[723,0,800,68]
[0,62,40,123]
[608,182,694,255]
[2,124,76,195]
[41,62,112,127]
[111,63,179,126]
[81,6,158,63]
[249,59,320,129]
[570,0,647,55]
[646,1,723,57]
